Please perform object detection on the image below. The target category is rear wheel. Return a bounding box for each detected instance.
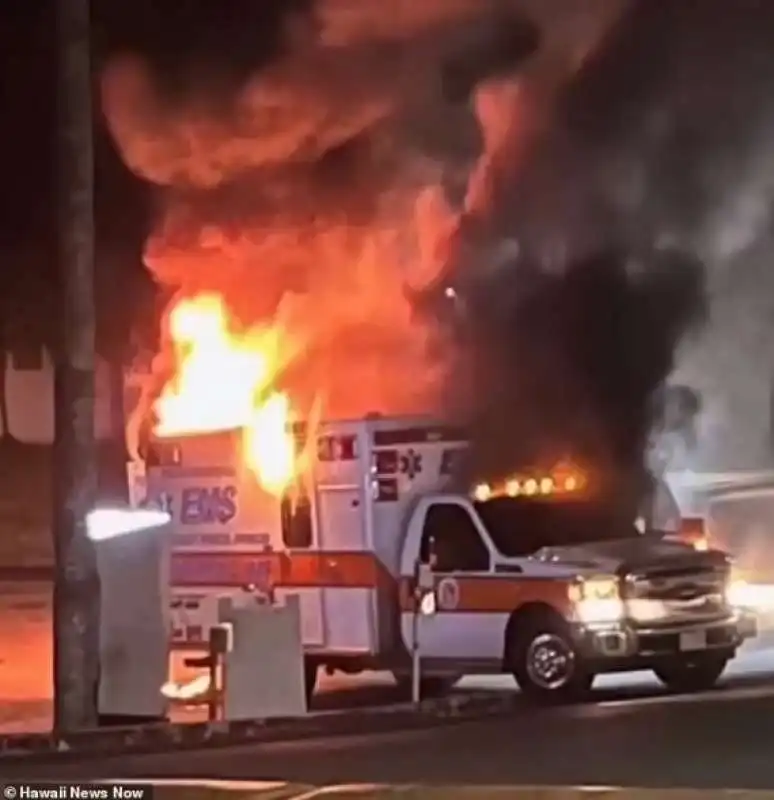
[507,614,593,704]
[653,656,728,693]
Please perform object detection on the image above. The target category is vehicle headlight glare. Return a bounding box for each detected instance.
[576,576,619,601]
[571,576,623,623]
[727,577,774,611]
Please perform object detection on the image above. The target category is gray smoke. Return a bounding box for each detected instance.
[426,0,774,518]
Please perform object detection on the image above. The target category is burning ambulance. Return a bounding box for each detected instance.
[133,412,759,704]
[125,294,758,704]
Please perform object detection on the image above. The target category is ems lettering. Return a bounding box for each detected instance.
[180,485,237,525]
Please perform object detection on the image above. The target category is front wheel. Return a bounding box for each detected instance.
[507,615,593,704]
[653,657,728,693]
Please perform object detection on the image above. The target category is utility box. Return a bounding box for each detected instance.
[95,521,171,721]
[219,593,308,720]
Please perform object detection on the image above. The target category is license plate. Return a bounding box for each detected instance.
[679,630,707,651]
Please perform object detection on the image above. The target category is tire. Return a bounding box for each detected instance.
[304,658,319,704]
[653,657,728,693]
[392,673,460,699]
[507,613,593,704]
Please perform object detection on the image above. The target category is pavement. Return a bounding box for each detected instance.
[0,581,480,732]
[5,580,774,789]
[0,582,51,732]
[4,667,774,789]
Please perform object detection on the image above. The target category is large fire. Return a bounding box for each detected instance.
[108,2,622,491]
[153,294,296,494]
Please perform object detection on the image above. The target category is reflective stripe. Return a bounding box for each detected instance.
[399,575,573,615]
[171,551,571,616]
[171,550,393,590]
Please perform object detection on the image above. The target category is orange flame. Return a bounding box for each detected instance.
[154,294,296,494]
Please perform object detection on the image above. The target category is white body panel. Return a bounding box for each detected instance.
[320,588,376,653]
[143,430,327,650]
[142,415,467,662]
[409,613,509,661]
[275,588,325,646]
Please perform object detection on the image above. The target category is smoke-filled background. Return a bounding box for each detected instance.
[101,0,618,447]
[99,0,774,516]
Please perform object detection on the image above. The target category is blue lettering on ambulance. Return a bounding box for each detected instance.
[180,485,237,525]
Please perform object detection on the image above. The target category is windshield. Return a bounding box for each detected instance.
[474,496,641,558]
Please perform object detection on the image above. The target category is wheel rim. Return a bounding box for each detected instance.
[525,633,575,690]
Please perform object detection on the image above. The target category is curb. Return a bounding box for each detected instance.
[0,690,517,763]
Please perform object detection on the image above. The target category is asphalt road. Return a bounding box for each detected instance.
[4,669,774,789]
[4,581,774,789]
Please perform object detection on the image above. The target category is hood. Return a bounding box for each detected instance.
[532,536,729,576]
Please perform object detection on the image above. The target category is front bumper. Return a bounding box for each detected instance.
[573,610,758,672]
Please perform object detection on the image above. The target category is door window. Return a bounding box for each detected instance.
[420,503,490,572]
[281,487,313,549]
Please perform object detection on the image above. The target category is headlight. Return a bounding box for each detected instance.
[573,576,619,601]
[727,578,749,608]
[570,576,624,623]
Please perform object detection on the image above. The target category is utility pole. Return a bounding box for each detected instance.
[54,0,100,732]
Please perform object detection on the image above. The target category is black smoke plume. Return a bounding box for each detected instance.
[427,0,774,519]
[445,247,705,520]
[99,0,774,495]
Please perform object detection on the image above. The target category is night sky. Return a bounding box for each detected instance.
[0,0,309,359]
[3,0,774,479]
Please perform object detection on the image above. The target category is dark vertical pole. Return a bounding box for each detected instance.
[0,346,11,443]
[54,0,100,732]
[770,374,774,455]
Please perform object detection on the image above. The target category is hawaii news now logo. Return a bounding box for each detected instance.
[2,784,150,800]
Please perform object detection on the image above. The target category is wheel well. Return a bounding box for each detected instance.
[502,602,568,667]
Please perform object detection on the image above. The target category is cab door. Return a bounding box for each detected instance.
[401,500,504,661]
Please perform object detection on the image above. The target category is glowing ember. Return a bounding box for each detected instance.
[154,294,296,494]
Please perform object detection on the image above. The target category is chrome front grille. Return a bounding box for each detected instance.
[624,567,729,625]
